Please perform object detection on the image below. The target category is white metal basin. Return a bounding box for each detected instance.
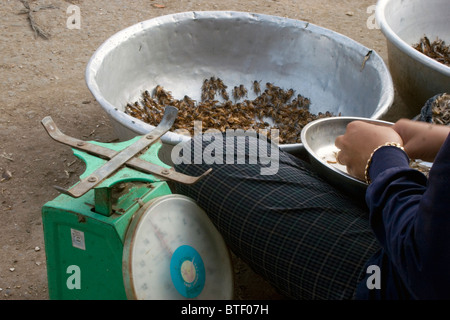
[86,11,394,153]
[376,0,450,116]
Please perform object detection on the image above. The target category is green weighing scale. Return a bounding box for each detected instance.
[41,106,234,300]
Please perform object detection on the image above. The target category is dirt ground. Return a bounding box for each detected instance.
[0,0,411,300]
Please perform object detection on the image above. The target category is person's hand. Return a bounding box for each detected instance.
[335,121,403,181]
[392,119,450,162]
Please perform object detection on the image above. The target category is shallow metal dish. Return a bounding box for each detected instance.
[86,11,394,153]
[376,0,450,117]
[301,116,394,197]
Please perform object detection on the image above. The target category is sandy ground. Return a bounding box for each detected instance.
[0,0,411,300]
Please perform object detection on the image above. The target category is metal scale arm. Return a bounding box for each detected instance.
[41,106,211,199]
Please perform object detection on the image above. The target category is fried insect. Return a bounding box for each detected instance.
[253,80,261,96]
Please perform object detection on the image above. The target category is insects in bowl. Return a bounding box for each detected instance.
[125,77,338,144]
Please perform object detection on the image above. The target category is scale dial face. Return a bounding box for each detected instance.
[122,194,233,300]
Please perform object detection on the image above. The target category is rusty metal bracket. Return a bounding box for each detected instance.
[41,106,211,198]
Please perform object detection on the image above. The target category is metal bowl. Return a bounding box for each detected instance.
[86,11,394,153]
[376,0,450,117]
[301,116,394,197]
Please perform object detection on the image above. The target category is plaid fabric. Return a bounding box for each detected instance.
[173,133,380,300]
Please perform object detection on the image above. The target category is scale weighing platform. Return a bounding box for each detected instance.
[41,106,234,299]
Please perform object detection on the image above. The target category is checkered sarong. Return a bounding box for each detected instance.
[173,133,379,300]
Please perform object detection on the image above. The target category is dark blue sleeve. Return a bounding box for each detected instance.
[365,134,450,299]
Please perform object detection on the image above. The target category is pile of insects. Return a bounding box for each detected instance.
[429,93,450,125]
[125,77,337,144]
[413,36,450,67]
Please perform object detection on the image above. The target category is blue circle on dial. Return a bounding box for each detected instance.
[170,245,205,298]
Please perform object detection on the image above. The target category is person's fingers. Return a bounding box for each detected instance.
[336,150,345,165]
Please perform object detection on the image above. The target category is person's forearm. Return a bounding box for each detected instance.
[393,119,450,162]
